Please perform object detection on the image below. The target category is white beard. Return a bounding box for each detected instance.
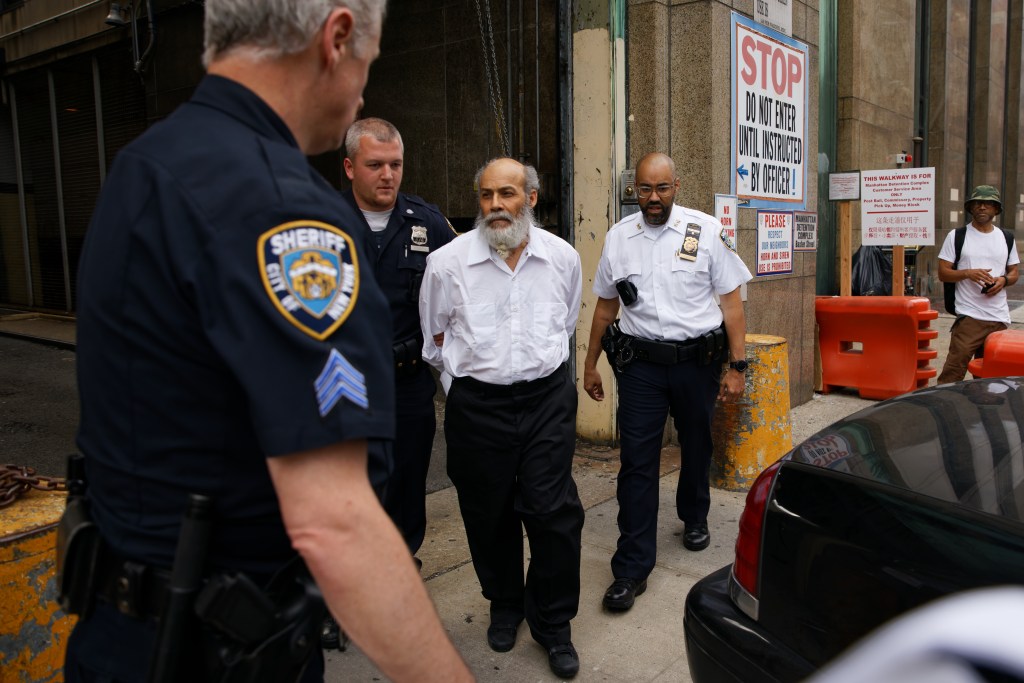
[477,205,534,259]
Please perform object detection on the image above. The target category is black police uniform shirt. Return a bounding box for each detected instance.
[341,189,454,412]
[341,190,454,347]
[75,75,395,576]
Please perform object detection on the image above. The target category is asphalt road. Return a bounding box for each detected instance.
[0,336,79,477]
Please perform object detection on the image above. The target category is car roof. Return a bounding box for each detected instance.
[788,378,1024,521]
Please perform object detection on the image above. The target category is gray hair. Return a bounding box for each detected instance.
[344,117,404,159]
[203,0,387,67]
[474,157,541,196]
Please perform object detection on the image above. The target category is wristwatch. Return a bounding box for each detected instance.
[729,359,749,373]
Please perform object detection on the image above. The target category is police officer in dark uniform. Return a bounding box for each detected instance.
[62,2,471,682]
[341,117,456,559]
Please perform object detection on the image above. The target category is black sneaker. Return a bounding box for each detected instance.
[547,642,580,679]
[602,577,648,611]
[486,622,519,652]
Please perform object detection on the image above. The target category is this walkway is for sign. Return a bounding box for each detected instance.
[861,168,936,246]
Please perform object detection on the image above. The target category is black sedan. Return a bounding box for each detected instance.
[685,378,1024,682]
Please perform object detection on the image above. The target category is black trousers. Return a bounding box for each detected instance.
[64,602,325,683]
[381,365,437,555]
[445,366,584,648]
[612,358,721,581]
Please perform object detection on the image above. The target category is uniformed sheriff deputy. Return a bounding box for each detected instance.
[583,152,752,614]
[63,1,471,682]
[341,117,455,558]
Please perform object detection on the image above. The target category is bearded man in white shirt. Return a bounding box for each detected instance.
[419,157,585,679]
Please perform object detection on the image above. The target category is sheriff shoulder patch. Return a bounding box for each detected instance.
[258,220,359,340]
[720,228,737,252]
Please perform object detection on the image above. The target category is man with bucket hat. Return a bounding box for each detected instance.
[937,185,1020,383]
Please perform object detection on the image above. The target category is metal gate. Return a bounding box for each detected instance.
[0,43,145,313]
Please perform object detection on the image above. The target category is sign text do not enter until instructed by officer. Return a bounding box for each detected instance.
[731,12,808,211]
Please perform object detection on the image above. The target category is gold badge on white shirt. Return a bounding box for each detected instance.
[676,223,701,261]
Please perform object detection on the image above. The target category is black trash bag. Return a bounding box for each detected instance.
[851,245,892,296]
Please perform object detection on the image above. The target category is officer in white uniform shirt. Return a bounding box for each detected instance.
[583,152,751,613]
[419,157,585,679]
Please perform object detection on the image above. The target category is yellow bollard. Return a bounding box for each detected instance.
[710,334,793,491]
[1,489,76,682]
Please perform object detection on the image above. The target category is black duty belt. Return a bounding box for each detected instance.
[623,334,701,364]
[95,546,173,620]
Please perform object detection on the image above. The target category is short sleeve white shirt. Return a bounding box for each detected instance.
[419,225,582,384]
[593,204,752,341]
[938,223,1020,324]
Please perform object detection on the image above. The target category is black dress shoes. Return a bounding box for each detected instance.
[684,521,710,551]
[320,615,348,651]
[547,642,580,679]
[486,622,519,652]
[602,577,648,612]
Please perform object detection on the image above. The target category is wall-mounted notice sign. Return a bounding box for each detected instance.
[794,211,817,251]
[715,194,739,248]
[731,12,808,211]
[828,171,860,201]
[756,210,793,275]
[860,167,936,246]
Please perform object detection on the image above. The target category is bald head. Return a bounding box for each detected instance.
[636,152,676,181]
[474,157,540,197]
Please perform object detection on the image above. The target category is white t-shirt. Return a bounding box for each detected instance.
[938,223,1020,324]
[360,208,392,232]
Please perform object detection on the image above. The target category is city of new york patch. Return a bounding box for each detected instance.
[258,220,360,340]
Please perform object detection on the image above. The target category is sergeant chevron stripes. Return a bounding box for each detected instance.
[315,349,368,415]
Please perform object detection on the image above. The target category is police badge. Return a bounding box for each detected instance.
[409,225,430,253]
[258,220,360,340]
[677,223,701,261]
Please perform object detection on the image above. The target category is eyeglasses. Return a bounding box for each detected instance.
[636,183,675,198]
[972,200,999,208]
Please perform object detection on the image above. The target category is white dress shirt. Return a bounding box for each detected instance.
[593,204,751,341]
[420,225,582,384]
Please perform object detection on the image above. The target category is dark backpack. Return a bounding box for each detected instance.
[943,226,1016,314]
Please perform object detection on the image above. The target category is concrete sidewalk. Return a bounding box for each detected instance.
[2,301,1020,681]
[321,390,875,683]
[319,300,1024,682]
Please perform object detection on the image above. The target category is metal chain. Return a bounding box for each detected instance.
[473,0,510,156]
[0,464,67,509]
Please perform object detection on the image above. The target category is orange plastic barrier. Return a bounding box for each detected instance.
[967,330,1024,378]
[816,296,938,399]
